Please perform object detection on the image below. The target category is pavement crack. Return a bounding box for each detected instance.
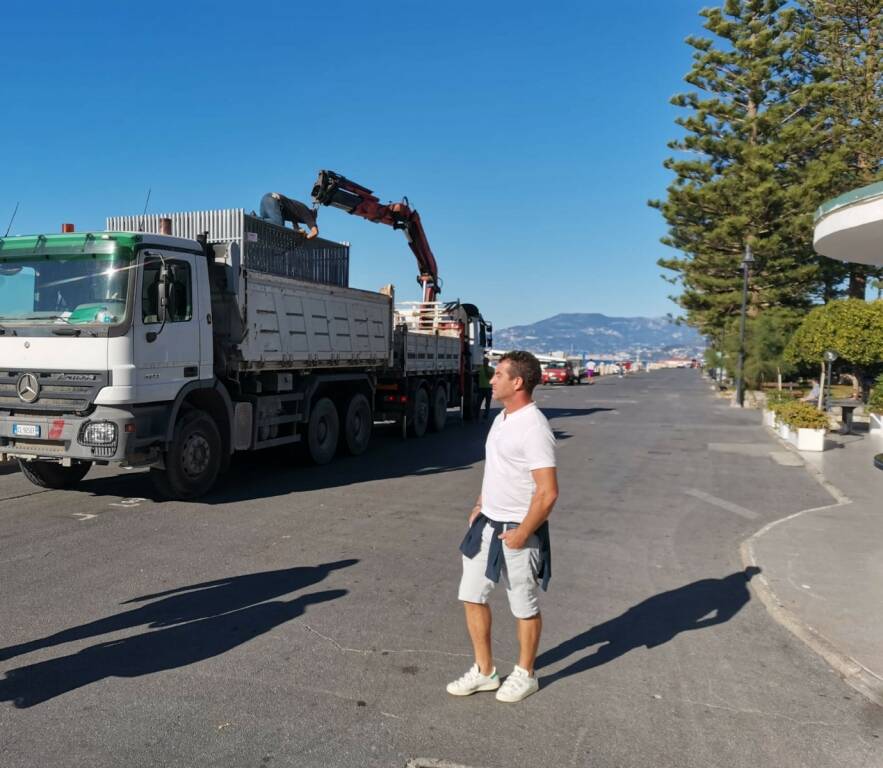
[302,624,473,660]
[0,489,51,504]
[673,696,850,728]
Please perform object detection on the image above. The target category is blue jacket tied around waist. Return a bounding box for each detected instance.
[459,513,551,591]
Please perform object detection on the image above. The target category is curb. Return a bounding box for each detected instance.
[741,429,883,707]
[741,523,883,708]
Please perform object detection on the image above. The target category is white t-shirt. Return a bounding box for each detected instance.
[480,401,557,523]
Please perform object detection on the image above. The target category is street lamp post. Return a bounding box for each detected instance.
[735,243,754,407]
[823,349,839,411]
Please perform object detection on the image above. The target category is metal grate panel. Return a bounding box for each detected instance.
[106,209,349,287]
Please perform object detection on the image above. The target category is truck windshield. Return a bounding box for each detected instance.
[0,248,133,327]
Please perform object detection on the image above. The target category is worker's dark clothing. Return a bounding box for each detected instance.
[259,193,317,230]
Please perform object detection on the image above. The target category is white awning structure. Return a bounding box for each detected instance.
[813,181,883,266]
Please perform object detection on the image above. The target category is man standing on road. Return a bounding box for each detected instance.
[448,351,558,703]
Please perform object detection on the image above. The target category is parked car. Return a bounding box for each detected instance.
[541,360,578,385]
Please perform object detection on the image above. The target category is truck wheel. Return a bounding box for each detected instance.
[409,387,430,437]
[429,386,447,433]
[18,459,90,489]
[307,397,339,464]
[150,410,222,500]
[343,393,372,456]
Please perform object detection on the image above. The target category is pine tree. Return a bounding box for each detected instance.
[652,0,824,337]
[722,307,803,387]
[794,0,883,299]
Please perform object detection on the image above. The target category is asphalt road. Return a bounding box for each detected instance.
[1,370,880,768]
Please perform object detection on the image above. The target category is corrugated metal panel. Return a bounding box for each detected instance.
[106,209,349,287]
[107,209,245,242]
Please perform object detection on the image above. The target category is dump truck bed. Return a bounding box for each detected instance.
[240,271,392,370]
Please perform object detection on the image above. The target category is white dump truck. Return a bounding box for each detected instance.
[0,208,491,498]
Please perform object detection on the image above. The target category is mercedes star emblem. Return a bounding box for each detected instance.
[16,373,40,403]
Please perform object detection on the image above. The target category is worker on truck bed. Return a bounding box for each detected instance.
[259,192,319,239]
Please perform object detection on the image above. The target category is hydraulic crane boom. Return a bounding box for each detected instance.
[311,170,441,302]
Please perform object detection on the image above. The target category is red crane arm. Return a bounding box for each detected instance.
[311,170,441,301]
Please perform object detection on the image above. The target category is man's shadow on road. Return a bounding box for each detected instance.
[537,567,761,687]
[0,560,356,708]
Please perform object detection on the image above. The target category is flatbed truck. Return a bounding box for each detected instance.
[0,209,491,498]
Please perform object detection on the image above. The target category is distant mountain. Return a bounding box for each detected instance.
[493,313,703,359]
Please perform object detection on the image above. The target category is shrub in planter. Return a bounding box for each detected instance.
[779,401,829,430]
[768,397,795,425]
[766,390,793,408]
[764,390,793,427]
[778,401,828,451]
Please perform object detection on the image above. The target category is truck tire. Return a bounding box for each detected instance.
[18,459,90,489]
[409,387,430,438]
[342,393,372,456]
[429,385,447,433]
[307,397,339,464]
[150,409,222,500]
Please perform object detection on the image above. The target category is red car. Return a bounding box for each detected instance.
[541,360,577,385]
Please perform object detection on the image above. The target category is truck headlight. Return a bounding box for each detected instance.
[79,421,117,446]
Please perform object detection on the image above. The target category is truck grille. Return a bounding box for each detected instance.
[0,370,108,415]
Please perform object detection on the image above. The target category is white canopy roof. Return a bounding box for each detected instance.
[813,181,883,266]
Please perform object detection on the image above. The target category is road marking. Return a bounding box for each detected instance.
[770,451,804,467]
[684,488,759,520]
[708,442,773,456]
[110,497,148,508]
[72,512,97,521]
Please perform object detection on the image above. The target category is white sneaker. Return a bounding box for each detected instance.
[495,665,539,703]
[446,664,501,696]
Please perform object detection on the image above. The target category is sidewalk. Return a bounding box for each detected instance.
[743,425,883,706]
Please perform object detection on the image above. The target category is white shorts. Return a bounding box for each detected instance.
[458,522,541,619]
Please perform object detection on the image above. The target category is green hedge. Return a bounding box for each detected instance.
[777,401,829,430]
[868,374,883,414]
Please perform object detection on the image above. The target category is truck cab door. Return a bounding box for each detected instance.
[133,252,202,403]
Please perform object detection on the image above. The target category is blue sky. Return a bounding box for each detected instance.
[1,1,707,329]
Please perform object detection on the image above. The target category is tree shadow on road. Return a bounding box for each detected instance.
[71,408,614,505]
[536,567,761,687]
[0,560,356,708]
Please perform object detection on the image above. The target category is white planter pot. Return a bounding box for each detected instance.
[762,409,776,428]
[870,413,883,436]
[796,427,826,452]
[778,422,791,440]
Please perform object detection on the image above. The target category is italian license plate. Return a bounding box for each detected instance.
[13,423,41,438]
